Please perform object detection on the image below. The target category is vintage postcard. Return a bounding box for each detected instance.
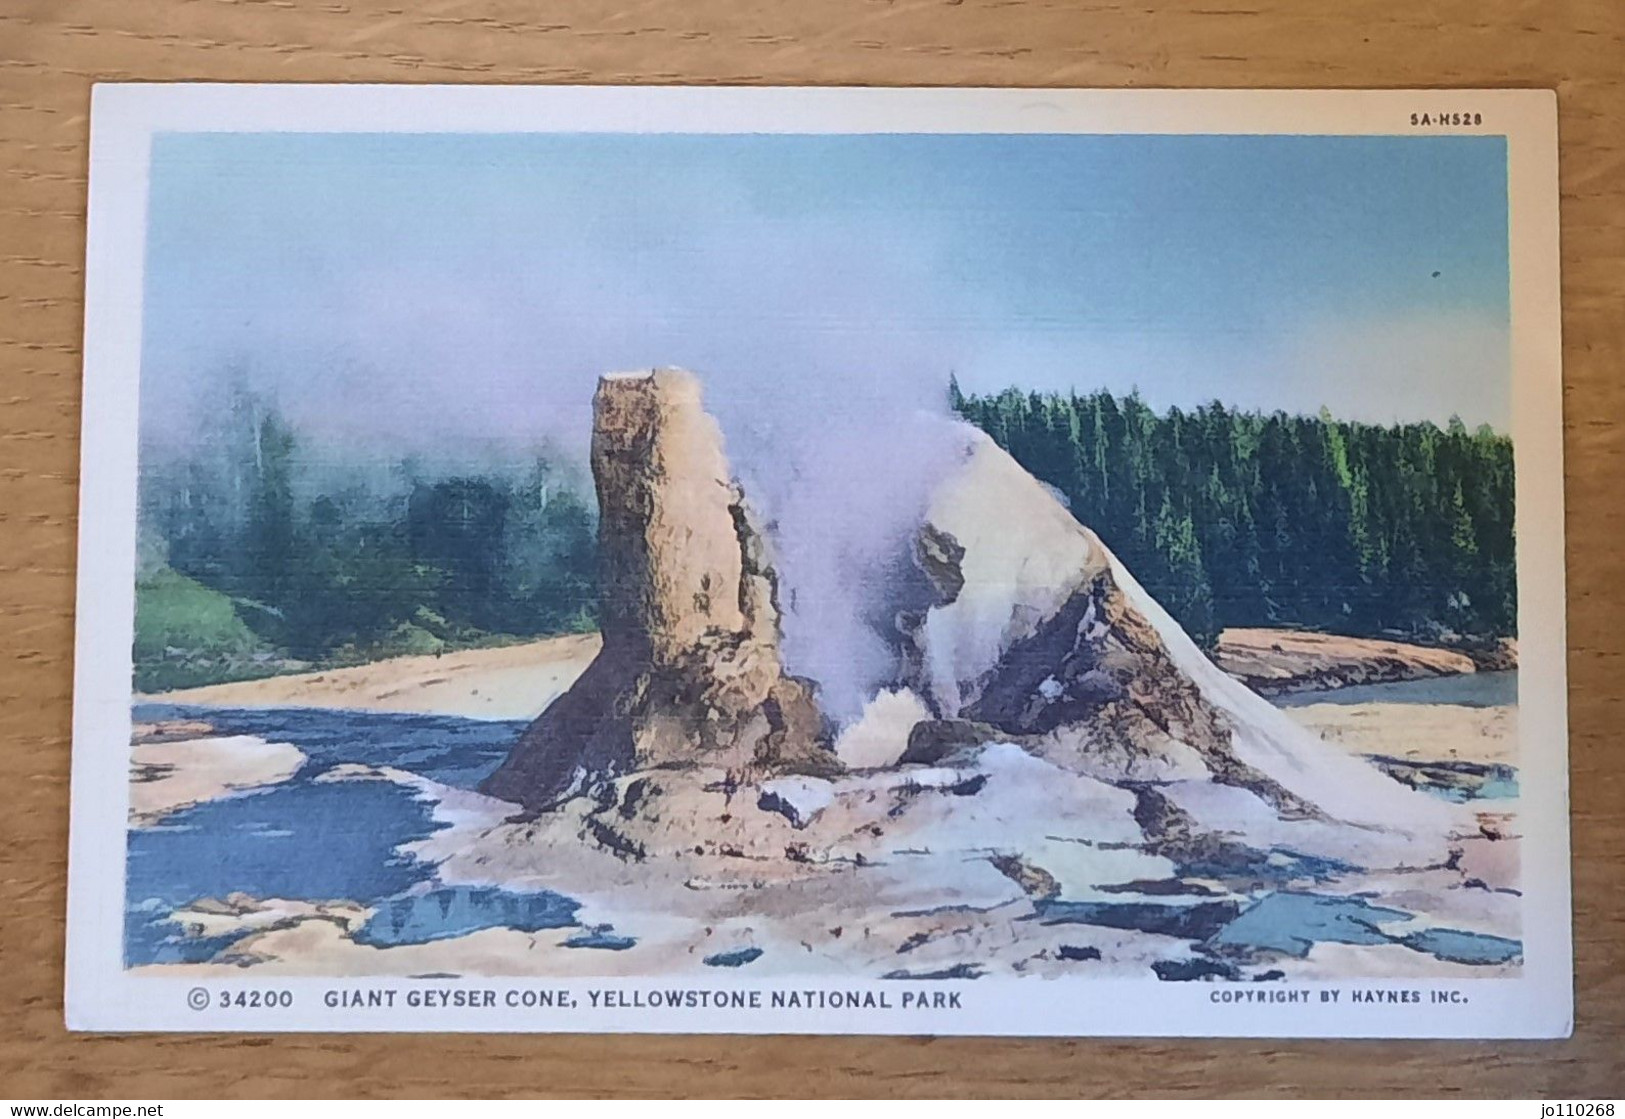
[67,86,1569,1036]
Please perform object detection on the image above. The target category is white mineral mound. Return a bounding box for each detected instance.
[907,430,1459,840]
[1103,546,1459,836]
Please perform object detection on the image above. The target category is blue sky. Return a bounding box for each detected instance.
[142,131,1510,452]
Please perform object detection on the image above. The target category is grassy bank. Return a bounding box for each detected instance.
[134,564,594,693]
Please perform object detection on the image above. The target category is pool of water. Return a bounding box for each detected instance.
[563,929,638,951]
[1274,669,1517,709]
[126,704,581,966]
[1038,890,1522,970]
[1209,891,1522,967]
[355,886,579,948]
[128,779,437,911]
[133,702,529,788]
[1399,926,1523,965]
[1207,891,1410,957]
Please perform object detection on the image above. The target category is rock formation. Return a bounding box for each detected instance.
[487,369,1453,840]
[888,432,1454,838]
[481,369,837,810]
[416,371,1498,981]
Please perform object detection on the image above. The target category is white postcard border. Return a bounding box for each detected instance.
[67,84,1569,1037]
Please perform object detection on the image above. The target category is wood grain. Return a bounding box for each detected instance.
[2,0,1621,1099]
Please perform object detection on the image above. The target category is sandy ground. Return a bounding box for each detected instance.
[142,634,602,720]
[137,625,1519,795]
[1213,627,1479,695]
[128,722,306,825]
[143,627,1502,724]
[1285,702,1516,766]
[138,629,1517,769]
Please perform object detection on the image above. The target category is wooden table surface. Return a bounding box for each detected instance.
[2,0,1621,1099]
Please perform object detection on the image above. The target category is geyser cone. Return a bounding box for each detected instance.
[897,431,1457,840]
[482,369,837,811]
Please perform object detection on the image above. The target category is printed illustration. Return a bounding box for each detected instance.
[124,131,1522,983]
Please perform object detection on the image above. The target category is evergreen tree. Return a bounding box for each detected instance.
[955,384,1515,643]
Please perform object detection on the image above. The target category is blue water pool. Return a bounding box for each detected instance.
[125,704,581,966]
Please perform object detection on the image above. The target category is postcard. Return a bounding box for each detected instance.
[67,85,1568,1036]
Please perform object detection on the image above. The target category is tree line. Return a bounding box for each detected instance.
[951,380,1516,648]
[136,392,597,689]
[135,381,1516,690]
